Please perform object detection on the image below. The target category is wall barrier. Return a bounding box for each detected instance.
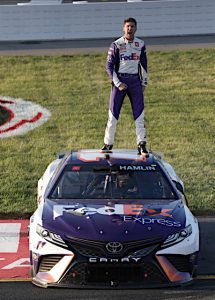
[0,0,214,41]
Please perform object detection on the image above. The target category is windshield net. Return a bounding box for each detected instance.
[50,164,177,200]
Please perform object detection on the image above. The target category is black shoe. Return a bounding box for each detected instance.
[101,144,113,151]
[138,141,148,155]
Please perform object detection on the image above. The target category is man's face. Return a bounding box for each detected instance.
[123,21,136,41]
[117,174,129,188]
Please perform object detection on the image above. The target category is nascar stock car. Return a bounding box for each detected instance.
[29,149,199,288]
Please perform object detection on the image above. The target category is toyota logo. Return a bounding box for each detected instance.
[106,242,123,254]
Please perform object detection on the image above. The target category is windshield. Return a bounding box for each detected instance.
[49,164,178,200]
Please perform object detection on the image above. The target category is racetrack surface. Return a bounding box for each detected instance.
[0,34,214,56]
[1,279,215,300]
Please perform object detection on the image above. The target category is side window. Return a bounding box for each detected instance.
[136,171,176,199]
[60,172,80,198]
[51,171,81,198]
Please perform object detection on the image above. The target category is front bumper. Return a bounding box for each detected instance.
[30,215,199,288]
[31,246,198,288]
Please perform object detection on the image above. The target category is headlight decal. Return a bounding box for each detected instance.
[36,224,68,248]
[162,224,192,248]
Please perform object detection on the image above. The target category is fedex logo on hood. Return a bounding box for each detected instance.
[53,204,173,220]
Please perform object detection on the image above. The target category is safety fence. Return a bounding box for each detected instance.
[0,0,214,41]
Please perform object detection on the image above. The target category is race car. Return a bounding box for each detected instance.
[29,149,199,288]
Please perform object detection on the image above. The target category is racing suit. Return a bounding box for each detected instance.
[104,36,147,146]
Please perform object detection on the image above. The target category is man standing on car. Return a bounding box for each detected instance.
[101,17,148,155]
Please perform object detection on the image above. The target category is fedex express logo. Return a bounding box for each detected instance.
[53,204,182,227]
[0,96,51,138]
[120,53,140,61]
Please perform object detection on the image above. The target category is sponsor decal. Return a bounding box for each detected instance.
[135,42,139,47]
[77,151,106,162]
[120,53,140,61]
[123,216,181,227]
[77,152,144,163]
[72,166,81,171]
[53,204,173,219]
[89,257,141,263]
[119,46,126,52]
[0,96,51,138]
[53,204,180,227]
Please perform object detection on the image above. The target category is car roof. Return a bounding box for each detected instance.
[59,149,161,165]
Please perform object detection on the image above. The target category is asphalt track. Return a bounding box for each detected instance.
[0,34,214,56]
[0,279,215,300]
[0,35,214,299]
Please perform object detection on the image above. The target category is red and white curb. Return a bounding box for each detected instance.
[0,220,30,280]
[0,96,51,138]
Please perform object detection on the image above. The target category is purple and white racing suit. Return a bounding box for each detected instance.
[104,36,147,146]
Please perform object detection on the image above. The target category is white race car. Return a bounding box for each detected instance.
[29,149,199,288]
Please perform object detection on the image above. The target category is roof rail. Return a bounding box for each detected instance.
[57,150,73,159]
[149,150,163,160]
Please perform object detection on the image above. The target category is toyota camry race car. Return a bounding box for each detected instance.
[29,149,199,288]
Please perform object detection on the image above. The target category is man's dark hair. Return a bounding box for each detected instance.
[124,17,137,27]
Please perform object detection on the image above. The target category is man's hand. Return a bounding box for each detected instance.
[141,81,147,92]
[118,83,128,91]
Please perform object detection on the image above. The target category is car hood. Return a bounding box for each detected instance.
[42,199,186,242]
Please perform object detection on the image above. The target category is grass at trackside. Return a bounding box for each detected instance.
[0,49,214,216]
